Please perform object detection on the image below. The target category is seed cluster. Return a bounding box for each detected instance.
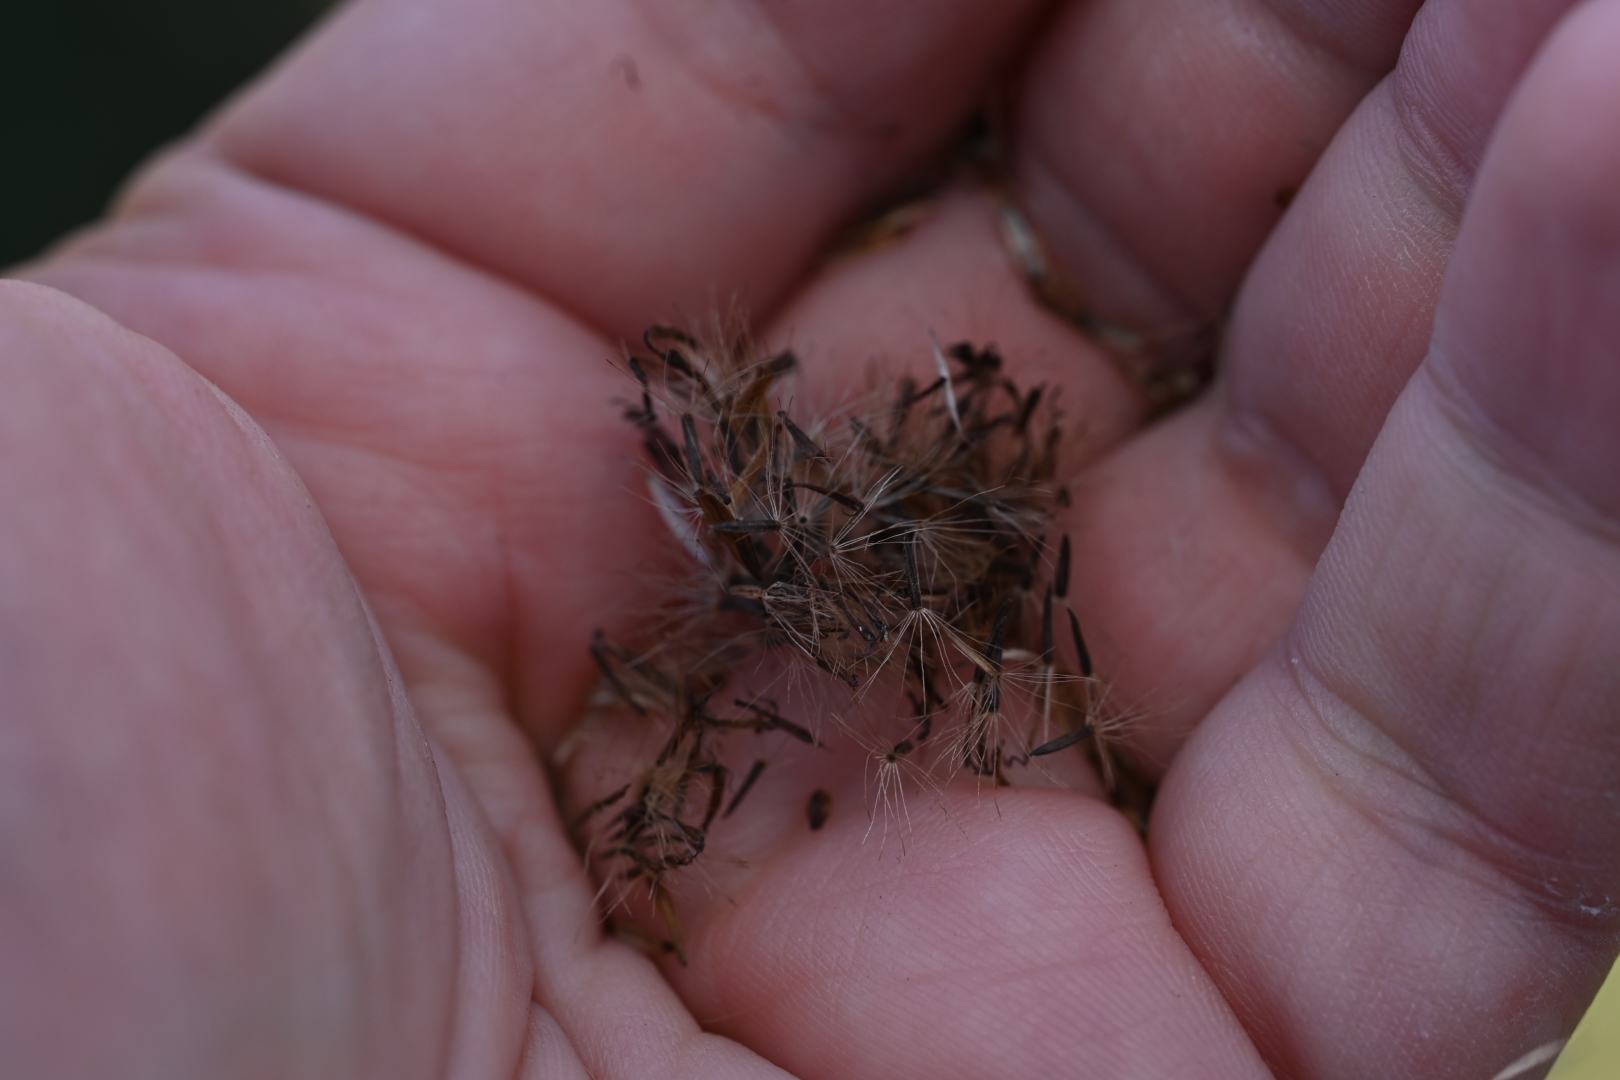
[574,322,1146,960]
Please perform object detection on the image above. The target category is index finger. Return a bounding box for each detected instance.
[203,0,1049,336]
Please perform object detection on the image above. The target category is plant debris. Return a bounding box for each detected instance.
[571,318,1150,959]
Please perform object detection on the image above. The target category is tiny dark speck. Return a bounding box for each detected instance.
[1274,184,1297,210]
[613,55,641,91]
[808,789,832,830]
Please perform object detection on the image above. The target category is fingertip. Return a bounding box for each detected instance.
[0,278,151,361]
[1431,0,1620,525]
[203,0,1049,336]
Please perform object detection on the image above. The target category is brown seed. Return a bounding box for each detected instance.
[808,789,832,831]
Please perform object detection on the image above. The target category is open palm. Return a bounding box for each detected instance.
[6,0,1619,1077]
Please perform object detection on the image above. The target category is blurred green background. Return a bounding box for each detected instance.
[1557,959,1620,1079]
[0,0,329,266]
[0,0,1615,1071]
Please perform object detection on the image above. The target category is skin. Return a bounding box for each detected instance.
[3,0,1619,1076]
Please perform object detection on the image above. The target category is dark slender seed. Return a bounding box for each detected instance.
[574,783,631,826]
[628,355,650,387]
[1016,384,1044,433]
[644,327,699,379]
[1031,727,1093,757]
[987,606,1010,673]
[761,349,798,377]
[717,415,743,472]
[784,480,864,512]
[1056,534,1072,599]
[711,520,782,533]
[681,414,704,482]
[734,699,818,745]
[643,325,690,353]
[663,349,697,380]
[723,760,767,819]
[808,789,832,831]
[1068,608,1093,677]
[718,590,768,619]
[779,410,831,463]
[902,375,946,407]
[590,632,646,715]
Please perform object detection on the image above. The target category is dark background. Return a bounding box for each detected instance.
[1,0,331,267]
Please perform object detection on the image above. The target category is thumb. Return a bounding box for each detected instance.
[1152,3,1620,1076]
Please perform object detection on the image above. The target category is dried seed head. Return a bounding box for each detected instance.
[570,319,1148,950]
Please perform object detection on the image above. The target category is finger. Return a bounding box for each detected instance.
[27,162,664,747]
[488,721,797,1080]
[1221,0,1579,493]
[672,790,1272,1080]
[407,576,800,1078]
[1011,0,1421,344]
[194,0,1047,337]
[0,283,528,1075]
[1056,0,1581,764]
[1154,7,1620,1075]
[559,709,1271,1080]
[9,244,810,1080]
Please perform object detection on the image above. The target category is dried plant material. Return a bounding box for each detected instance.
[1489,1040,1567,1080]
[807,789,832,831]
[570,316,1149,958]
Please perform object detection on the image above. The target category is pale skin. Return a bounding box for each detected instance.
[3,0,1619,1076]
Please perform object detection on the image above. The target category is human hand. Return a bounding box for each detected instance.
[5,0,1618,1077]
